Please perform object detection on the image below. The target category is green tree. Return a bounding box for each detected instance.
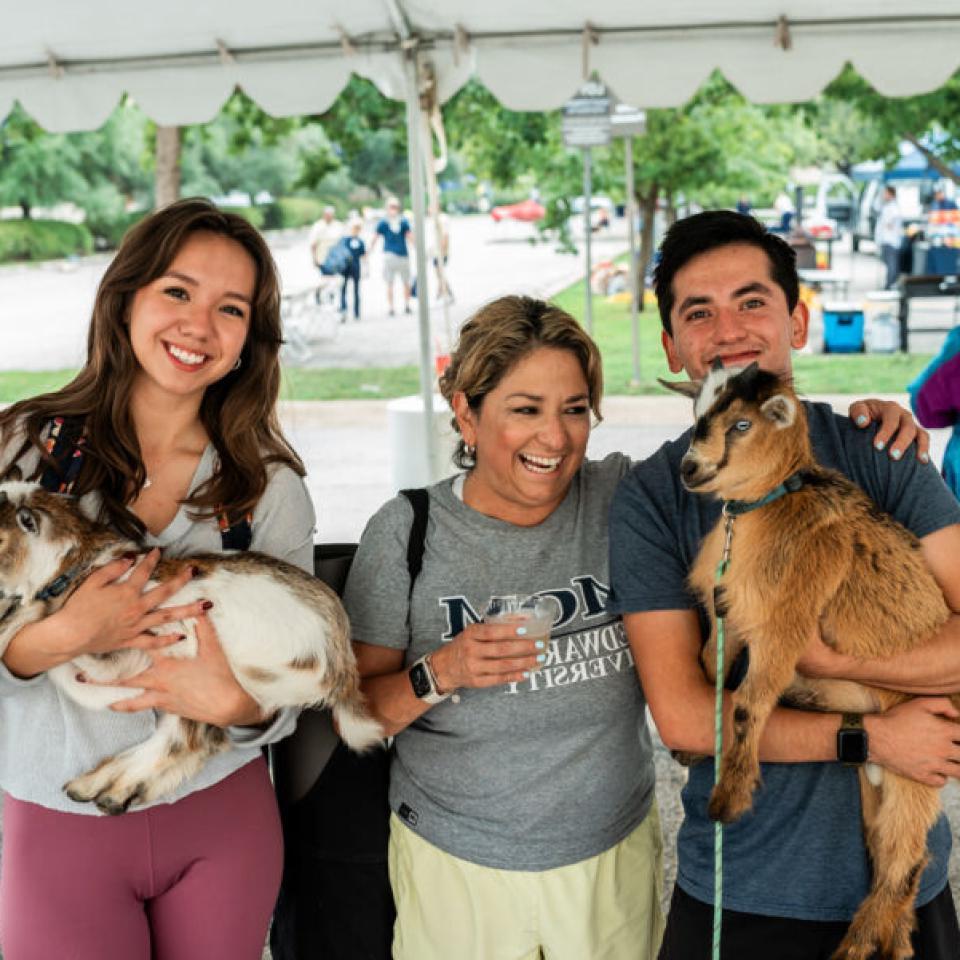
[317,76,408,198]
[820,65,960,182]
[0,105,86,218]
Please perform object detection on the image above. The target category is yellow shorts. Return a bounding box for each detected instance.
[388,802,664,960]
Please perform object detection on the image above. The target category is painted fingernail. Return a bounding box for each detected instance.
[891,448,902,460]
[875,440,885,451]
[856,415,868,427]
[921,452,930,464]
[201,600,214,611]
[516,626,527,636]
[75,672,87,683]
[535,640,545,650]
[122,551,138,561]
[536,653,546,663]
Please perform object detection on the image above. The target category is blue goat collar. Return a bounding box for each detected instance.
[723,471,805,517]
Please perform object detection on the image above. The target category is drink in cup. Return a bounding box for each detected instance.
[483,595,553,669]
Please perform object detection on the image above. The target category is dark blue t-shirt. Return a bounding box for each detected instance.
[377,217,410,257]
[609,402,960,921]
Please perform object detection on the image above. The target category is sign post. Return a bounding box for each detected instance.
[562,80,612,336]
[610,104,647,385]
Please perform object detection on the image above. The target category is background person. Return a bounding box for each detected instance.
[0,198,316,960]
[876,185,904,289]
[610,210,960,960]
[308,206,343,274]
[370,198,413,317]
[338,218,366,322]
[910,325,960,500]
[341,294,921,960]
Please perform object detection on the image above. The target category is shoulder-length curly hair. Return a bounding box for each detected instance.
[0,198,303,540]
[438,295,603,469]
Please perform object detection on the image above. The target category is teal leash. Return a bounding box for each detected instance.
[712,508,736,960]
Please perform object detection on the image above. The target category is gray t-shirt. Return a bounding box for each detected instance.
[0,439,316,814]
[343,453,654,871]
[609,403,960,921]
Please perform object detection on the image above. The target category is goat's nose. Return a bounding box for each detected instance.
[680,456,699,481]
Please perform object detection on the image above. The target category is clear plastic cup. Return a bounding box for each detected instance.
[483,595,553,668]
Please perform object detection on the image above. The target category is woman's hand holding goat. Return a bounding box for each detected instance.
[3,550,206,680]
[106,613,267,727]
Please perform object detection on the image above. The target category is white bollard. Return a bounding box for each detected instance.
[386,394,458,491]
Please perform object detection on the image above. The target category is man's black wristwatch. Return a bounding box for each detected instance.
[408,654,449,705]
[837,712,868,765]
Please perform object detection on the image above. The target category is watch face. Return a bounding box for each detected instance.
[409,662,433,699]
[838,728,868,765]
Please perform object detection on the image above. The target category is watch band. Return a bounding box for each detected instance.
[409,653,450,705]
[837,712,868,765]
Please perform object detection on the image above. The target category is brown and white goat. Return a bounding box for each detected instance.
[664,361,956,960]
[0,481,382,815]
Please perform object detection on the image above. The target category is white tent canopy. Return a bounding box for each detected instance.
[4,2,960,131]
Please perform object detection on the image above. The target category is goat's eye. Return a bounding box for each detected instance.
[734,419,752,433]
[15,509,38,534]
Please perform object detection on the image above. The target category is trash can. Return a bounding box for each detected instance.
[864,291,901,354]
[822,302,865,353]
[386,394,457,491]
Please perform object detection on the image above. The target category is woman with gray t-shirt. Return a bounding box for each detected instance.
[346,296,663,960]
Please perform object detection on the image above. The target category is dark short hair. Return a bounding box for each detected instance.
[653,211,799,336]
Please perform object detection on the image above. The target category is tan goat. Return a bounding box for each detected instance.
[664,361,956,960]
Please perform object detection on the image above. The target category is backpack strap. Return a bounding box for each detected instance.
[39,416,253,552]
[218,510,254,552]
[399,488,429,593]
[38,416,87,494]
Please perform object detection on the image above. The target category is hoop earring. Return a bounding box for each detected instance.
[464,443,476,458]
[232,356,242,371]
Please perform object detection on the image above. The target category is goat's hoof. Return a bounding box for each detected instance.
[93,783,145,816]
[707,786,753,824]
[830,931,883,960]
[63,775,103,805]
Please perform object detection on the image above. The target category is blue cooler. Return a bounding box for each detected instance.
[822,302,865,353]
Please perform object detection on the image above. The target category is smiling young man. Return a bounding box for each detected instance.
[609,211,960,959]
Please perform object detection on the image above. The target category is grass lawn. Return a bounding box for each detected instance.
[0,282,933,402]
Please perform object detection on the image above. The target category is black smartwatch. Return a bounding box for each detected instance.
[837,712,868,765]
[408,654,449,705]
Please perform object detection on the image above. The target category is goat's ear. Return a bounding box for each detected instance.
[658,377,702,399]
[760,393,796,428]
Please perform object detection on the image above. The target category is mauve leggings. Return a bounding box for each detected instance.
[0,758,283,960]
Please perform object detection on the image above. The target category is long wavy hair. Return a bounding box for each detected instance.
[0,198,303,540]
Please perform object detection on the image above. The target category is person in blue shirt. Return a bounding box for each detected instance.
[609,210,960,960]
[338,218,367,322]
[370,197,413,317]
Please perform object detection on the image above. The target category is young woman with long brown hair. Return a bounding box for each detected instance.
[0,198,315,960]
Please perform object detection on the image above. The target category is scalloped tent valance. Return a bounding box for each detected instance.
[2,1,960,132]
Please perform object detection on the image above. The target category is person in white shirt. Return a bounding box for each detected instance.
[307,206,343,275]
[875,186,904,289]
